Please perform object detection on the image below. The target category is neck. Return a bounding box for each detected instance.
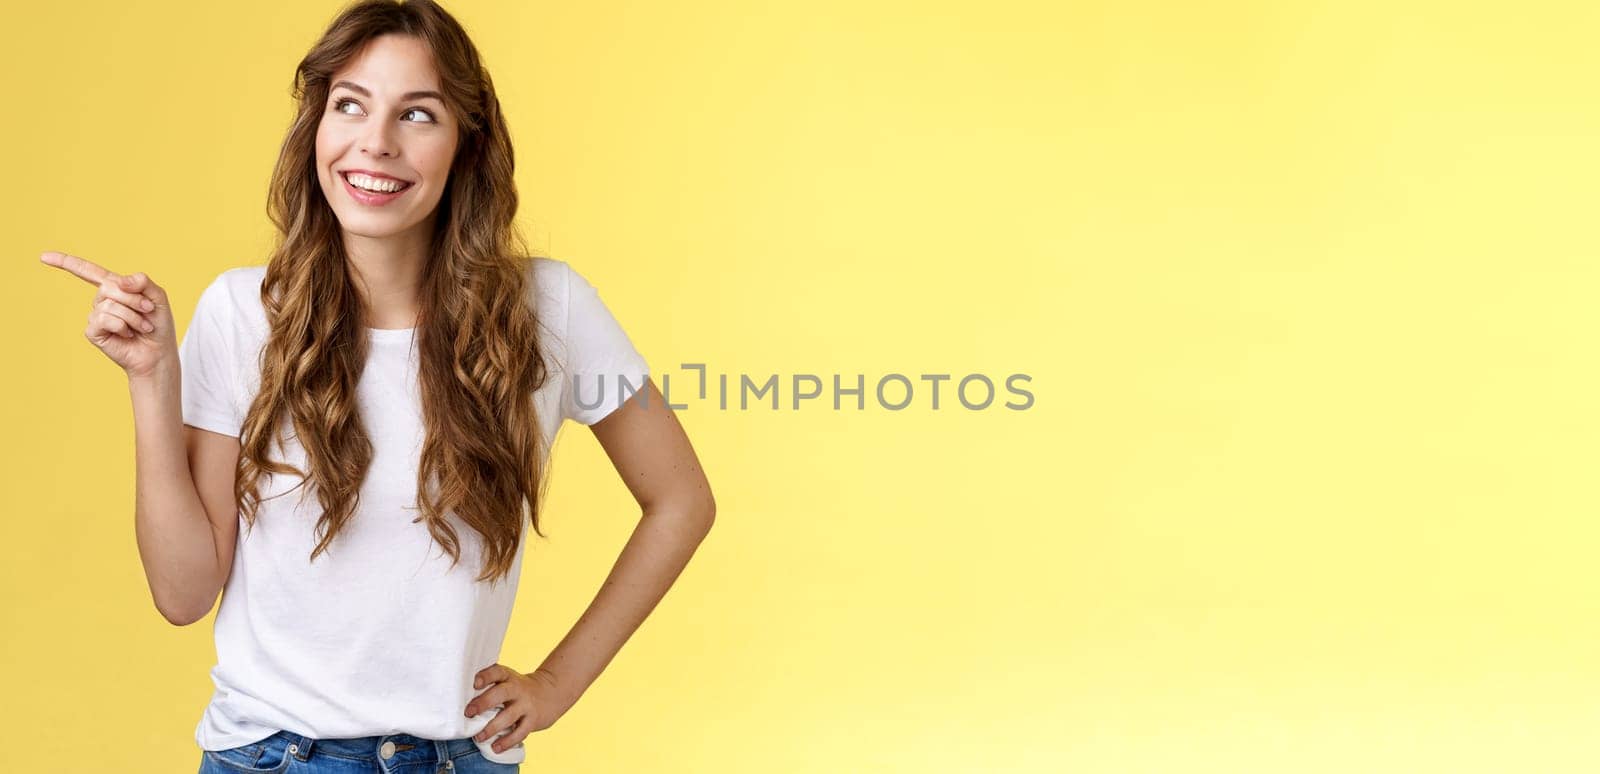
[342,221,429,329]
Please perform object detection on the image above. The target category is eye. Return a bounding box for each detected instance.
[401,107,437,124]
[330,98,437,124]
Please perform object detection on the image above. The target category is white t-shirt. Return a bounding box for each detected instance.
[179,257,649,765]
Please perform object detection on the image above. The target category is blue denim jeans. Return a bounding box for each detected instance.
[197,730,520,773]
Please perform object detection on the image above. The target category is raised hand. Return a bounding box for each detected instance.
[40,250,176,378]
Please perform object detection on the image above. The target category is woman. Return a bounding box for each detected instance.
[39,1,715,772]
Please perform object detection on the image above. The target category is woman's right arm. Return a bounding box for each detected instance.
[42,251,239,627]
[128,362,240,626]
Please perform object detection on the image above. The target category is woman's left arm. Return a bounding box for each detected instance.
[466,377,715,750]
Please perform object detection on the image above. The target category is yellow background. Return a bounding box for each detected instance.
[3,0,1597,771]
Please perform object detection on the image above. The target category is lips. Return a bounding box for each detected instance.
[339,168,414,184]
[341,169,414,188]
[339,171,413,206]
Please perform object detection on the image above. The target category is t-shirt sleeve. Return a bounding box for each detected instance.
[178,273,245,438]
[559,262,651,425]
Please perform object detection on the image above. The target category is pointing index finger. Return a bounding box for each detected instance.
[40,251,113,286]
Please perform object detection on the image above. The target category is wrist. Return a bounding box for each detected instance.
[127,356,179,386]
[530,667,578,713]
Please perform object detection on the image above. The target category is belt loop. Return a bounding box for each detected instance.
[433,738,453,771]
[291,732,314,762]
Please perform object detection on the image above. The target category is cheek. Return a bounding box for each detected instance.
[419,138,459,181]
[313,133,338,184]
[313,123,357,168]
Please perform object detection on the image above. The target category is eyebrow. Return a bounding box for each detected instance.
[331,80,445,104]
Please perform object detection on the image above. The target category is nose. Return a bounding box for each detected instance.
[361,121,398,159]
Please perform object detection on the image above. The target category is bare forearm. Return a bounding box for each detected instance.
[535,504,714,712]
[129,361,219,625]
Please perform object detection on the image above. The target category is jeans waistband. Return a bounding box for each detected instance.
[272,730,479,764]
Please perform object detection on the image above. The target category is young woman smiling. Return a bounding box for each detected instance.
[40,1,715,772]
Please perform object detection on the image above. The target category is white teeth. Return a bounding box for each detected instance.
[344,172,408,193]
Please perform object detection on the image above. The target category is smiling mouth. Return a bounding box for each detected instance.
[340,171,415,194]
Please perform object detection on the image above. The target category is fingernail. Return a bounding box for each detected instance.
[141,299,154,312]
[143,322,154,333]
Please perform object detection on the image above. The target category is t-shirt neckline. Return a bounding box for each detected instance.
[365,326,415,342]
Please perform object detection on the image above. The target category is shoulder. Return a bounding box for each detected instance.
[529,255,571,280]
[528,256,573,302]
[197,265,268,311]
[189,265,270,343]
[526,256,576,328]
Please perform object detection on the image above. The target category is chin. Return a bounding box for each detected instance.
[339,216,421,239]
[341,224,402,238]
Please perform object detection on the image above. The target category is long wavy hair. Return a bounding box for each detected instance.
[236,0,550,585]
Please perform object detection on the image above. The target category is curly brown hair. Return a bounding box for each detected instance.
[237,0,548,585]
